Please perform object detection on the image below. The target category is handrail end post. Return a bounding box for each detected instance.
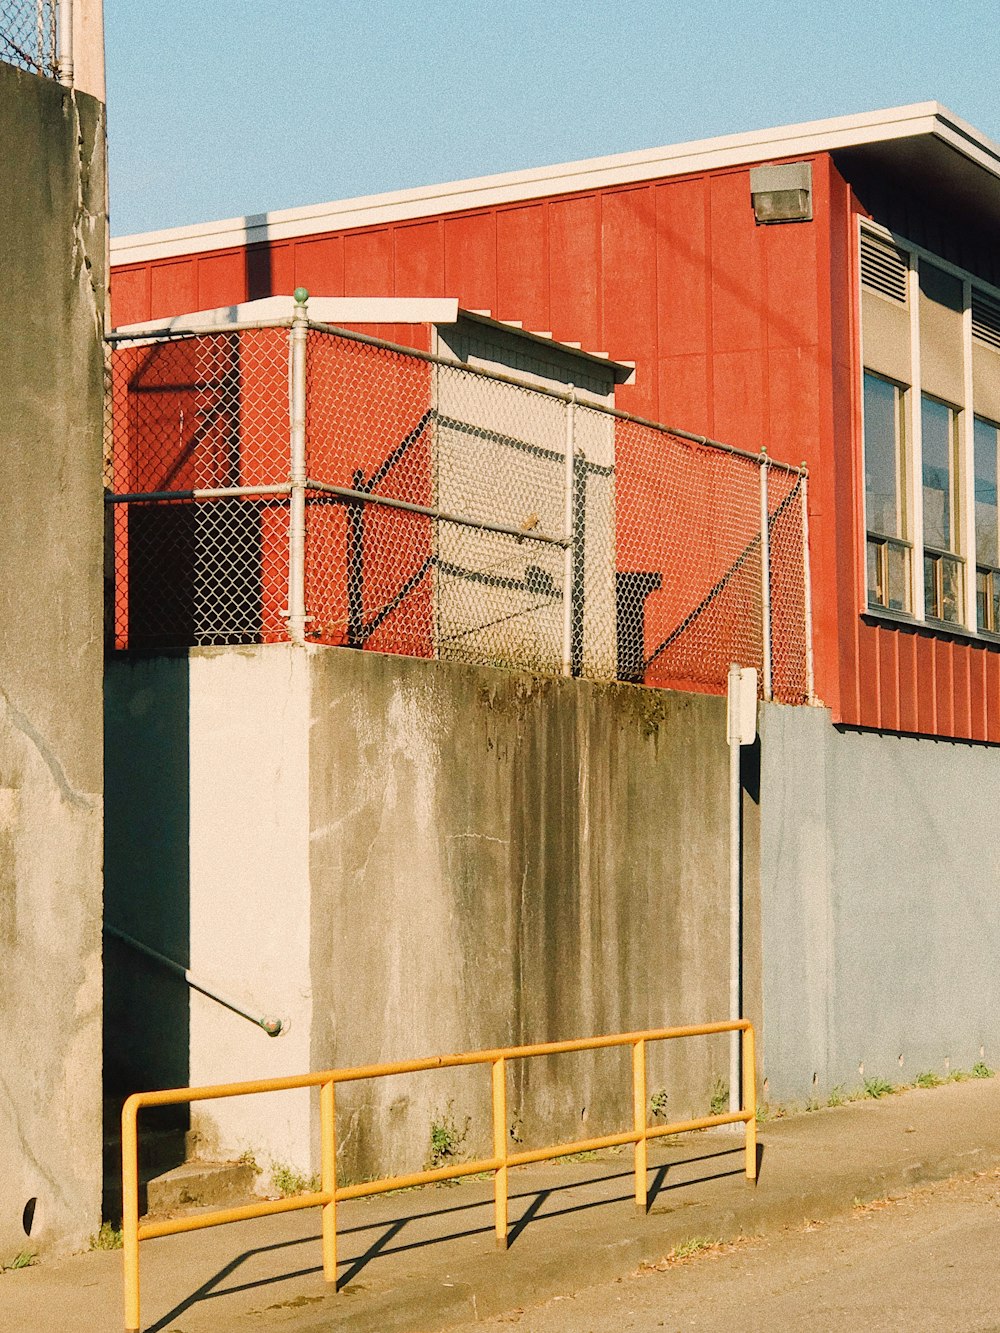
[320,1079,338,1288]
[742,1025,757,1182]
[492,1058,509,1249]
[632,1040,648,1213]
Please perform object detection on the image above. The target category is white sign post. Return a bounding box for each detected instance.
[727,664,757,1115]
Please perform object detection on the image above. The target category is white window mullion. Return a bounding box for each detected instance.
[962,279,978,630]
[908,252,925,621]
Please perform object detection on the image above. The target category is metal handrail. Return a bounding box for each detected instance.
[104,924,283,1038]
[121,1019,756,1332]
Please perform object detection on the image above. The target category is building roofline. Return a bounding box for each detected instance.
[111,103,1000,266]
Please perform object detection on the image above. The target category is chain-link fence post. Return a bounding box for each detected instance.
[287,288,309,645]
[55,0,72,85]
[800,466,816,703]
[759,450,772,701]
[561,386,576,677]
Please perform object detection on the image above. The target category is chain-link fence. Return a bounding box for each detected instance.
[1,0,57,77]
[106,309,813,703]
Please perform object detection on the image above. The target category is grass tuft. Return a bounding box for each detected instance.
[89,1222,123,1251]
[270,1162,321,1197]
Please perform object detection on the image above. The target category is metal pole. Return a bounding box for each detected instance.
[759,453,773,701]
[632,1039,647,1211]
[492,1057,508,1248]
[561,387,576,677]
[287,288,309,645]
[800,468,816,703]
[56,0,73,85]
[122,1097,141,1332]
[742,1024,757,1180]
[727,663,742,1116]
[320,1080,338,1286]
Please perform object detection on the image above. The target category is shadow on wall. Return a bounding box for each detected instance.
[103,654,191,1159]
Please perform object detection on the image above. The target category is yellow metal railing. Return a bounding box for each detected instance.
[121,1020,756,1332]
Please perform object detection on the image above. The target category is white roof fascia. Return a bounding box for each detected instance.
[109,103,999,267]
[109,296,635,380]
[113,295,461,335]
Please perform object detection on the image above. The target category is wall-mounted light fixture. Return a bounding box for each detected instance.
[749,162,813,224]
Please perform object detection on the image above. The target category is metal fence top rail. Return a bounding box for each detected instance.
[123,1019,753,1111]
[106,314,806,476]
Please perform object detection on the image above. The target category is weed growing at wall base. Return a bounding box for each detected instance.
[0,1251,36,1273]
[427,1102,471,1171]
[89,1222,123,1251]
[270,1162,321,1197]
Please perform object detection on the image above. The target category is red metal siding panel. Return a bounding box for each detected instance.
[112,266,150,326]
[443,213,497,314]
[709,172,766,355]
[495,204,549,332]
[656,355,709,434]
[343,228,393,295]
[969,643,987,741]
[933,638,954,736]
[878,628,899,731]
[712,350,767,450]
[655,179,709,360]
[548,195,602,350]
[986,650,1000,741]
[915,634,937,735]
[897,629,919,734]
[952,641,972,737]
[394,221,445,296]
[856,621,880,728]
[149,259,197,320]
[293,236,345,296]
[197,251,246,309]
[601,187,658,418]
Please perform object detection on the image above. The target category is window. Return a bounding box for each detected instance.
[859,222,1000,634]
[975,416,1000,631]
[921,396,963,623]
[864,371,910,612]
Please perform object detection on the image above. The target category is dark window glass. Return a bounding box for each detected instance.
[864,372,904,538]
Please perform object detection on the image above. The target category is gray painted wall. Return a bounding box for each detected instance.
[0,62,106,1256]
[760,703,1000,1102]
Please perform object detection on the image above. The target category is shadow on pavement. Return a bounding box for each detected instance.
[146,1145,751,1332]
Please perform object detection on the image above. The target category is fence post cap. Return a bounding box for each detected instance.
[293,287,310,306]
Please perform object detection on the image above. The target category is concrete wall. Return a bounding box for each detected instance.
[309,651,753,1181]
[760,703,1000,1102]
[0,62,106,1256]
[106,645,755,1182]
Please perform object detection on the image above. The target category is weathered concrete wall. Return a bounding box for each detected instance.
[309,651,753,1181]
[105,648,314,1169]
[0,62,106,1256]
[760,704,1000,1102]
[106,645,755,1183]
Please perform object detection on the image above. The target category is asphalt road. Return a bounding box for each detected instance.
[437,1167,1000,1333]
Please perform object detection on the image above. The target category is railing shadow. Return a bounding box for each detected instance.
[145,1145,753,1332]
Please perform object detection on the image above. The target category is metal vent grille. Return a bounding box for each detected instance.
[972,289,1000,351]
[860,232,909,303]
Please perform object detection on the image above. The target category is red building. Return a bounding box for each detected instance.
[110,103,1000,742]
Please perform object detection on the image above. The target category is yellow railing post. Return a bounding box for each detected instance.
[492,1057,508,1249]
[742,1023,757,1180]
[320,1079,338,1286]
[632,1038,647,1211]
[121,1095,141,1333]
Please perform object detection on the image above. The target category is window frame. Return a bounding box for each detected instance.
[858,217,1000,636]
[862,369,911,615]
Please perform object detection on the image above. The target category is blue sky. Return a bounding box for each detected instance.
[106,0,1000,238]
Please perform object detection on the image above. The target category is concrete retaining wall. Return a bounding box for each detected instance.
[106,645,753,1182]
[0,62,106,1257]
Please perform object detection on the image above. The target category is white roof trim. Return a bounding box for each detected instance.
[109,295,636,381]
[110,104,1000,267]
[113,296,461,335]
